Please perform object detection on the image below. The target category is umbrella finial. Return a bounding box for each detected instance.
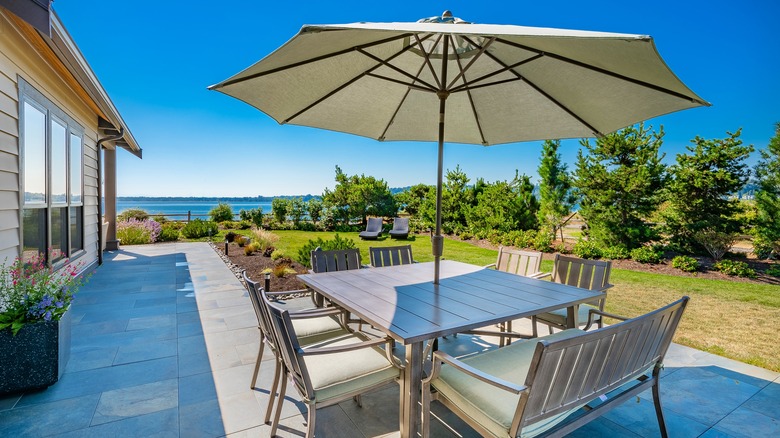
[442,10,453,18]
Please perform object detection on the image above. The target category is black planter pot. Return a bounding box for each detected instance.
[0,308,71,395]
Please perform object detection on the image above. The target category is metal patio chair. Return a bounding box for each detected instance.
[369,244,415,267]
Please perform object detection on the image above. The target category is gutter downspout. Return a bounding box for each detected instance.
[96,127,124,265]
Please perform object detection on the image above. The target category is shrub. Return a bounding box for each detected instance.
[252,229,280,252]
[601,246,630,260]
[554,242,569,254]
[209,202,234,223]
[630,246,662,264]
[235,235,248,247]
[158,223,181,242]
[151,214,168,224]
[116,219,161,244]
[766,265,780,277]
[181,219,218,239]
[224,231,237,242]
[238,220,253,230]
[694,229,737,261]
[671,255,699,272]
[244,242,260,256]
[296,234,357,267]
[532,232,553,252]
[713,259,756,278]
[572,239,602,259]
[221,220,241,230]
[117,208,149,222]
[268,263,296,278]
[271,249,285,260]
[263,246,275,257]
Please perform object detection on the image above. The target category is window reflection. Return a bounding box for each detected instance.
[23,102,46,204]
[70,133,82,204]
[22,208,46,264]
[51,119,67,204]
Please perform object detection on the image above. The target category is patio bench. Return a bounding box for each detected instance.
[422,296,689,438]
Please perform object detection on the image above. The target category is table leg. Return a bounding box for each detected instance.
[566,304,580,329]
[400,341,424,438]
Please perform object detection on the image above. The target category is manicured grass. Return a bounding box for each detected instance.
[194,229,780,371]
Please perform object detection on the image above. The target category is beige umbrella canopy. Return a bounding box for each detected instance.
[210,11,708,283]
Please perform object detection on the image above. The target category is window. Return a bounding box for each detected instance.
[20,79,85,265]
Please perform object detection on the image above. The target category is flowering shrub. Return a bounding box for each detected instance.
[0,254,85,335]
[116,219,161,244]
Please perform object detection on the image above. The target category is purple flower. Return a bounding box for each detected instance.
[56,301,64,308]
[44,310,52,321]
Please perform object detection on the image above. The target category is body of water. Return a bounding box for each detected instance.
[116,201,272,219]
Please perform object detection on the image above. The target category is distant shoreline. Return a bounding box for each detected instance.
[117,195,320,202]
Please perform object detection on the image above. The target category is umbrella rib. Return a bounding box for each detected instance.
[356,49,439,92]
[415,34,443,89]
[449,54,544,93]
[452,38,488,145]
[459,41,604,136]
[378,61,429,141]
[365,73,435,93]
[493,37,709,105]
[213,33,412,88]
[445,37,496,90]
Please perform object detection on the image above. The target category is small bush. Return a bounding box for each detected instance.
[244,242,260,256]
[263,246,275,257]
[296,234,357,267]
[532,232,553,252]
[238,220,252,230]
[765,265,780,277]
[252,229,280,252]
[630,246,662,264]
[225,231,237,242]
[118,208,149,222]
[572,239,602,259]
[116,219,161,244]
[181,219,219,239]
[601,246,630,260]
[271,249,285,260]
[209,202,234,223]
[671,255,699,272]
[695,230,736,261]
[235,235,248,247]
[158,223,180,242]
[151,214,168,224]
[554,242,569,254]
[713,259,756,278]
[221,220,241,230]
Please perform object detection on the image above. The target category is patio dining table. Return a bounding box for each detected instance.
[298,259,604,438]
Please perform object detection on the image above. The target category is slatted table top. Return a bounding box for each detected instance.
[299,260,603,345]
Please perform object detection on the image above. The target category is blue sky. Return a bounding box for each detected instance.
[55,1,779,197]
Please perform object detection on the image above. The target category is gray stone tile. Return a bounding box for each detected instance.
[742,379,780,419]
[113,338,178,365]
[564,416,641,437]
[338,385,399,438]
[179,372,219,407]
[126,314,177,331]
[275,403,363,438]
[91,379,178,426]
[16,356,178,407]
[178,350,214,377]
[179,398,227,437]
[712,406,780,438]
[699,428,738,438]
[602,390,709,437]
[0,393,100,436]
[65,345,118,372]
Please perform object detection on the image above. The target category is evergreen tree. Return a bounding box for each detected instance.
[753,123,780,258]
[574,123,667,249]
[322,166,397,226]
[467,173,538,233]
[663,129,754,253]
[537,139,576,241]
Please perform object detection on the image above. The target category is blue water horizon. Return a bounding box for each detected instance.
[116,200,272,219]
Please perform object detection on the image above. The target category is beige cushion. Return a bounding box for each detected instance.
[536,304,598,328]
[303,336,399,404]
[432,329,585,438]
[274,296,318,312]
[292,316,347,345]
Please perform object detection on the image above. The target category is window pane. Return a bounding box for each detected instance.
[23,102,46,204]
[70,206,83,254]
[51,119,67,204]
[22,208,46,264]
[70,133,82,204]
[51,207,68,263]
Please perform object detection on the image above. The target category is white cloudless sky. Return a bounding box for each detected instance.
[54,0,779,197]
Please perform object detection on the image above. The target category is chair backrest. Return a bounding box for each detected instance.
[242,270,276,350]
[261,289,314,400]
[365,217,383,233]
[494,246,543,277]
[391,217,409,232]
[551,254,612,291]
[518,297,689,432]
[369,245,414,267]
[310,247,362,273]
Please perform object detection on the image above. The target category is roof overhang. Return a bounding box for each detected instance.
[1,3,142,158]
[0,0,51,36]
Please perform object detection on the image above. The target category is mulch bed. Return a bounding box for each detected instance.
[212,238,780,292]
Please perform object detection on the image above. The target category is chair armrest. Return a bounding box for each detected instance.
[266,289,311,298]
[299,336,393,356]
[528,271,551,279]
[462,329,532,340]
[584,308,629,330]
[483,263,496,269]
[598,283,614,292]
[427,352,526,395]
[288,307,344,319]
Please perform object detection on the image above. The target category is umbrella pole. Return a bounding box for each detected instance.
[433,92,448,284]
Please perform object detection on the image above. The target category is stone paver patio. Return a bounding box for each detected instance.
[1,242,778,437]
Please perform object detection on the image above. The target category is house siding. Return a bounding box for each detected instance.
[0,10,103,269]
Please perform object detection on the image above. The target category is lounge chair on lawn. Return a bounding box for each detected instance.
[359,217,383,240]
[388,217,409,239]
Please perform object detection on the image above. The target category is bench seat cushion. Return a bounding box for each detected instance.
[433,329,585,438]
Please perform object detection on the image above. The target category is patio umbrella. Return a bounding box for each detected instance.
[209,11,708,284]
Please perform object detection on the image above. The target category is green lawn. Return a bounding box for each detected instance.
[200,229,780,371]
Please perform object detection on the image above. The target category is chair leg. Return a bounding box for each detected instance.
[498,322,505,348]
[251,340,265,389]
[353,394,362,408]
[506,320,513,346]
[548,324,554,335]
[421,382,432,438]
[531,316,539,338]
[270,370,288,437]
[652,377,669,438]
[306,405,316,438]
[265,359,282,425]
